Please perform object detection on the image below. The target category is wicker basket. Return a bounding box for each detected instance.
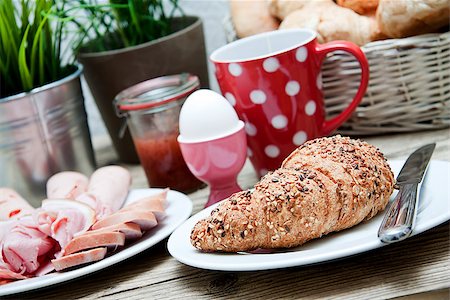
[223,16,450,135]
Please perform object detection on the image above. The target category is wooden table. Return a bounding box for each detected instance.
[15,129,450,299]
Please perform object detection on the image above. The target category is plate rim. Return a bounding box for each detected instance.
[168,160,450,271]
[0,188,193,296]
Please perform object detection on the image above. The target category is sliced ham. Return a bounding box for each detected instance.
[37,199,96,249]
[79,222,142,240]
[91,211,157,231]
[90,190,168,232]
[0,188,35,221]
[123,190,168,220]
[0,217,56,275]
[1,279,12,285]
[0,247,28,283]
[34,261,56,277]
[0,169,169,281]
[46,172,89,200]
[63,232,125,256]
[52,248,107,272]
[76,166,131,219]
[0,268,28,281]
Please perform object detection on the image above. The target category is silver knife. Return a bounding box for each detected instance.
[378,143,436,243]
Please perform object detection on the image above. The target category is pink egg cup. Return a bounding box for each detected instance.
[178,121,247,208]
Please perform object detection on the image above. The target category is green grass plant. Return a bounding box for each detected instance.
[0,0,74,98]
[62,0,183,54]
[0,0,182,98]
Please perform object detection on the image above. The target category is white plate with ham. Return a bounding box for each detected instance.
[168,160,450,271]
[0,188,192,296]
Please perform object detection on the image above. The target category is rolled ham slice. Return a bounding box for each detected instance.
[0,248,28,283]
[37,199,96,250]
[91,211,157,231]
[79,222,142,240]
[76,166,131,219]
[52,248,107,272]
[0,217,55,275]
[46,172,89,200]
[0,188,35,221]
[63,232,125,256]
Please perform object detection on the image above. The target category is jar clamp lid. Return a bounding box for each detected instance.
[114,73,200,117]
[114,73,199,138]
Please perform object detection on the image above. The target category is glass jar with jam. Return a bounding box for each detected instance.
[114,74,204,193]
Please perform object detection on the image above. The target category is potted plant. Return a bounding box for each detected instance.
[0,0,95,205]
[67,0,209,163]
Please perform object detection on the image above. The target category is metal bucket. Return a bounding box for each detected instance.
[0,66,96,207]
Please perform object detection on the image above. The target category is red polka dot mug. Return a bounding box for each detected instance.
[211,28,369,176]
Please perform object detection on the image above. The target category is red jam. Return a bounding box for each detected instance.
[114,74,203,193]
[133,132,203,193]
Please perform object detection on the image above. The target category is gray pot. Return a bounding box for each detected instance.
[0,66,95,207]
[78,16,209,163]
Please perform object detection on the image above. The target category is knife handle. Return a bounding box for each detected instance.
[378,183,418,243]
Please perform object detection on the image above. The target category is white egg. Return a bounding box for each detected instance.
[178,89,241,142]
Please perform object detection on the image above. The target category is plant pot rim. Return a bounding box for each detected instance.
[77,16,202,59]
[0,65,83,103]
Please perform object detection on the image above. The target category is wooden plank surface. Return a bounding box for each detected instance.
[13,128,450,299]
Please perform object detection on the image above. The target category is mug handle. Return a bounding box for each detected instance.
[315,41,369,136]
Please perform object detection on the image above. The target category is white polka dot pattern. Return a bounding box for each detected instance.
[225,92,236,106]
[296,47,308,62]
[250,90,267,104]
[217,42,323,172]
[305,100,316,116]
[265,145,280,158]
[245,122,257,136]
[263,57,280,73]
[247,147,253,157]
[293,131,307,146]
[228,63,242,76]
[285,81,300,96]
[271,115,288,129]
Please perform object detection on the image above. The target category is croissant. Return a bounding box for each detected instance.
[268,0,310,20]
[336,0,379,15]
[279,1,385,46]
[376,0,450,38]
[230,0,280,39]
[191,136,394,252]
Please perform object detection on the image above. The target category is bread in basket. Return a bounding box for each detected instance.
[224,0,450,135]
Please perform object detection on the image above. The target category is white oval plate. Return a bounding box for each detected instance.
[0,188,193,296]
[168,160,450,271]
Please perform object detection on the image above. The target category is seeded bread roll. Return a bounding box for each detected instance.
[191,135,394,252]
[282,136,395,229]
